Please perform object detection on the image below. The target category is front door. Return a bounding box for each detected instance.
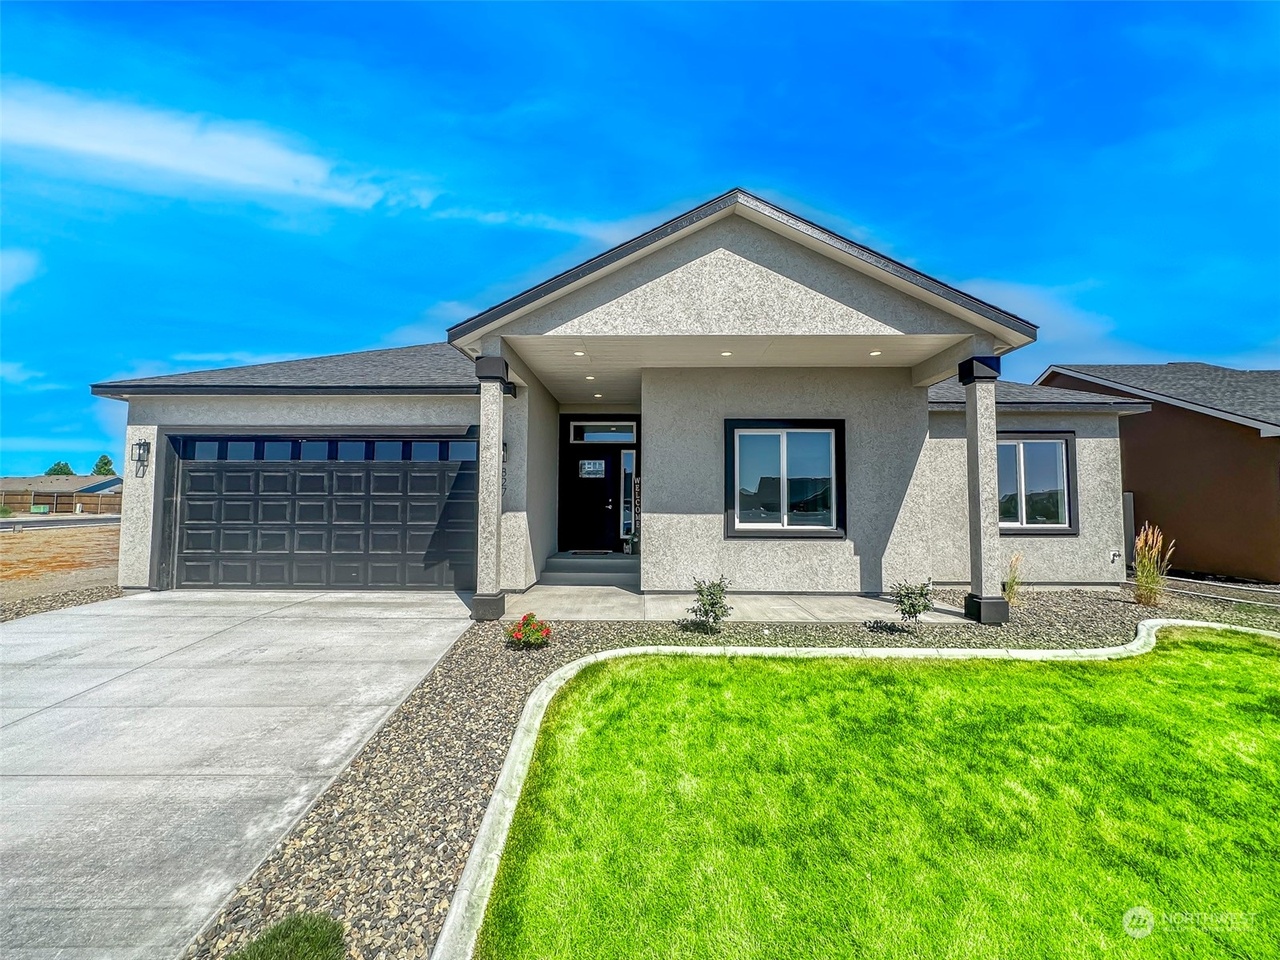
[558,417,639,552]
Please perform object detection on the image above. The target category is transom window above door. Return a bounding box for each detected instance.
[724,419,846,538]
[570,421,637,443]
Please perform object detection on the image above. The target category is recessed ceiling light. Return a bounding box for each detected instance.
[593,393,603,398]
[573,351,585,356]
[721,351,733,357]
[869,350,883,357]
[585,375,596,380]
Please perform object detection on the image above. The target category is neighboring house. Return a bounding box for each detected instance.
[91,189,1148,623]
[0,475,124,495]
[1037,363,1280,583]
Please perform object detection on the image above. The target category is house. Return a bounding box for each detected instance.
[1037,363,1280,583]
[0,474,124,495]
[91,189,1149,623]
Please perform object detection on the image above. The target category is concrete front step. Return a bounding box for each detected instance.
[539,552,641,587]
[538,570,643,588]
[542,552,640,574]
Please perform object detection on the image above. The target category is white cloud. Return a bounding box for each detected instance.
[959,278,1171,381]
[425,206,649,245]
[0,360,68,391]
[0,361,41,384]
[1,248,42,297]
[382,300,477,346]
[0,436,114,453]
[1,80,383,208]
[170,351,305,366]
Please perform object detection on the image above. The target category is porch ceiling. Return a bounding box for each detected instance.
[506,333,967,403]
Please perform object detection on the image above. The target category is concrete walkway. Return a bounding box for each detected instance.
[508,585,965,623]
[0,590,472,960]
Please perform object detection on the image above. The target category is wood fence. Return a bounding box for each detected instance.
[0,491,123,515]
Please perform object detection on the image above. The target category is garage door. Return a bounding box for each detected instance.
[171,436,477,590]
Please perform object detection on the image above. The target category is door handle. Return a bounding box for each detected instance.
[605,501,613,510]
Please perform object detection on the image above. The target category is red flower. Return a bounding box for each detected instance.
[541,628,550,637]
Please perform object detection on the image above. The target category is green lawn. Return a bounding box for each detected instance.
[477,627,1279,959]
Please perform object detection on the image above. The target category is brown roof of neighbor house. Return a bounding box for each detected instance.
[1037,362,1280,430]
[0,475,123,494]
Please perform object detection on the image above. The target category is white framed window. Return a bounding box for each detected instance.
[997,437,1073,530]
[733,428,837,530]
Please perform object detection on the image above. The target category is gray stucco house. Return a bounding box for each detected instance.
[92,189,1147,623]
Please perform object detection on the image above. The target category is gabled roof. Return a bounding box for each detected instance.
[0,475,123,493]
[447,188,1039,347]
[91,343,479,398]
[928,377,1149,414]
[1037,363,1280,436]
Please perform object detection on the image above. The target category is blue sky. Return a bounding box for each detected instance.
[2,2,1277,476]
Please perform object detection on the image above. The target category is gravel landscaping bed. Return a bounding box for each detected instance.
[0,585,123,622]
[183,589,1280,960]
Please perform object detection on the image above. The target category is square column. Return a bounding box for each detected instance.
[472,357,511,620]
[961,357,1010,625]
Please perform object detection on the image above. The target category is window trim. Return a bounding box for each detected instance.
[723,419,846,540]
[996,431,1080,537]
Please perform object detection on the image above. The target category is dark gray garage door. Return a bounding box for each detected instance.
[171,436,477,590]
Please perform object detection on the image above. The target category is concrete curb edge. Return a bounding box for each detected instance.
[429,618,1280,960]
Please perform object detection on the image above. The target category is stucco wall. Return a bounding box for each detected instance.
[119,394,481,590]
[498,351,559,591]
[640,367,935,592]
[926,410,1127,584]
[117,424,163,589]
[499,215,979,339]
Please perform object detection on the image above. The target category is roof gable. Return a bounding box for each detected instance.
[447,188,1037,349]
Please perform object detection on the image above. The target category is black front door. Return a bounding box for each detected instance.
[557,417,639,552]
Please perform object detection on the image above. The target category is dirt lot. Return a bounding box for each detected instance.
[0,524,120,601]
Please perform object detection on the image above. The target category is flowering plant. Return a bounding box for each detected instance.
[505,612,551,649]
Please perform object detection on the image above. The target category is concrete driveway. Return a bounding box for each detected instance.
[0,590,472,959]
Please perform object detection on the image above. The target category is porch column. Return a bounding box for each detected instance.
[473,356,512,620]
[961,356,1010,625]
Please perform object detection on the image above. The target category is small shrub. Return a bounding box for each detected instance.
[890,580,933,625]
[863,618,907,634]
[1133,522,1175,606]
[0,505,11,519]
[228,913,345,960]
[682,575,732,634]
[506,612,552,649]
[1003,552,1025,606]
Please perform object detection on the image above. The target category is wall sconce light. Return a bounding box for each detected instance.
[502,442,508,463]
[131,439,152,477]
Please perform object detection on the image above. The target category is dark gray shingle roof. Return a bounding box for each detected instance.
[1044,363,1280,428]
[928,377,1146,410]
[91,343,479,397]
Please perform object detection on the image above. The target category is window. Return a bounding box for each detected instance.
[997,435,1076,534]
[724,420,845,538]
[225,440,257,461]
[571,421,636,443]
